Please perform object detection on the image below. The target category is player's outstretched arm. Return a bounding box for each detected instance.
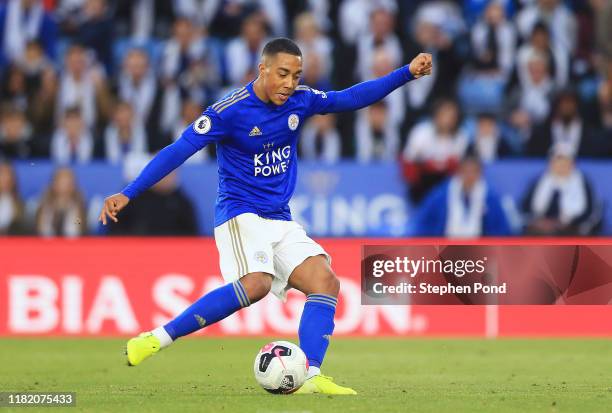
[98,137,199,225]
[98,192,129,225]
[407,53,433,79]
[310,53,432,114]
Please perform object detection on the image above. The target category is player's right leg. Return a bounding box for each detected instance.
[126,272,272,366]
[287,255,356,395]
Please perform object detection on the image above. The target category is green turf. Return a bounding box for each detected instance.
[0,337,610,412]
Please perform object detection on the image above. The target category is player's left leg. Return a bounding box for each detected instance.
[126,272,272,366]
[157,271,272,342]
[287,255,357,395]
[127,213,280,366]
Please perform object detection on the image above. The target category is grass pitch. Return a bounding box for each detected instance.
[0,337,610,412]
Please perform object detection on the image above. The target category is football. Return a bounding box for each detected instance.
[253,340,308,394]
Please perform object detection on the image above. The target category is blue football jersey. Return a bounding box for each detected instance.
[181,82,333,227]
[120,66,413,226]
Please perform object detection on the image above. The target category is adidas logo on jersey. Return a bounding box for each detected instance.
[249,126,263,136]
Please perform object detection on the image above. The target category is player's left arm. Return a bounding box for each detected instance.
[306,53,432,115]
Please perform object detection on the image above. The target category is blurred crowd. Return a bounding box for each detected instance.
[0,0,611,238]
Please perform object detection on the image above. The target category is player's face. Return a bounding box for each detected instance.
[262,53,303,105]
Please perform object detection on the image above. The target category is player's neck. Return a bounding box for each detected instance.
[252,77,271,104]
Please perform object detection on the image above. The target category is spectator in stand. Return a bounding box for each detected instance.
[54,0,86,33]
[160,17,207,84]
[410,154,511,237]
[56,44,112,132]
[471,112,515,163]
[516,22,569,89]
[50,107,94,164]
[0,161,27,234]
[115,48,169,151]
[571,0,602,81]
[414,1,466,41]
[16,40,55,96]
[0,0,58,68]
[403,1,463,128]
[593,0,612,68]
[201,0,257,39]
[597,59,612,137]
[402,98,468,203]
[300,0,332,34]
[301,50,332,92]
[256,0,288,37]
[338,0,396,46]
[5,41,54,110]
[73,0,114,75]
[355,100,400,163]
[1,65,28,112]
[2,42,56,144]
[224,11,268,87]
[507,50,556,141]
[1,45,57,156]
[108,169,198,236]
[470,0,516,81]
[113,0,175,41]
[103,101,148,165]
[0,107,32,160]
[369,47,405,128]
[35,167,87,237]
[160,17,219,108]
[516,0,577,54]
[348,47,403,158]
[522,143,602,236]
[195,0,287,38]
[172,0,213,30]
[463,0,515,26]
[28,63,57,155]
[527,89,601,158]
[299,114,341,164]
[294,12,333,81]
[459,0,516,114]
[356,6,402,82]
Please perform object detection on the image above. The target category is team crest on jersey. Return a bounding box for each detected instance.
[288,114,299,131]
[254,251,269,264]
[193,115,211,134]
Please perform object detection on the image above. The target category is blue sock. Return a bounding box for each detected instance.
[298,294,337,369]
[163,280,250,340]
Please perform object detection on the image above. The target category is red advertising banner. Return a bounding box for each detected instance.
[1,238,611,337]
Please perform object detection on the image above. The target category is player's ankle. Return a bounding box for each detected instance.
[306,366,321,379]
[151,327,173,349]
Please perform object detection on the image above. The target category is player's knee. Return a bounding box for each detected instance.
[313,269,340,297]
[325,270,340,296]
[240,272,272,304]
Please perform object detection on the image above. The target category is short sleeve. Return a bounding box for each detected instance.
[298,85,335,117]
[180,109,229,150]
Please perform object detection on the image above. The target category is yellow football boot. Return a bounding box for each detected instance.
[295,375,357,395]
[125,332,161,366]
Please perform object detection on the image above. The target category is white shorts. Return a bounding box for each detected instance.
[214,213,330,300]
